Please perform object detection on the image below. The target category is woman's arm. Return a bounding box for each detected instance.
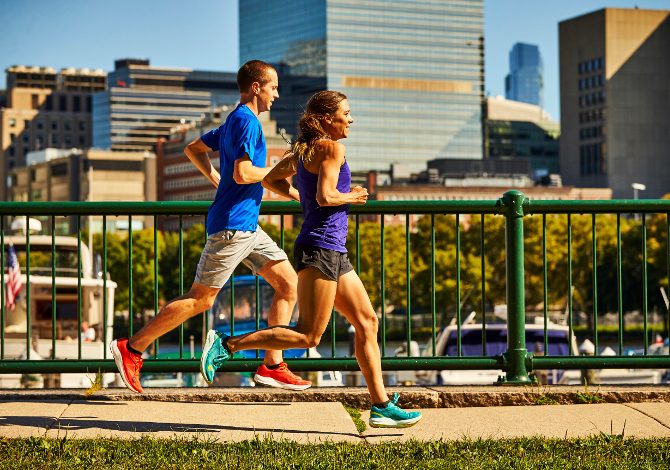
[316,142,368,206]
[262,153,300,202]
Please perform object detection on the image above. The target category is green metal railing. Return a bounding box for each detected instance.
[1,192,669,383]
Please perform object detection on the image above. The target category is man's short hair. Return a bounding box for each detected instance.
[237,60,276,93]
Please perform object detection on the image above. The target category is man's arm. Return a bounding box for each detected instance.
[233,156,271,184]
[262,154,300,202]
[184,138,220,188]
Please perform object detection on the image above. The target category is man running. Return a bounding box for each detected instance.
[110,60,310,393]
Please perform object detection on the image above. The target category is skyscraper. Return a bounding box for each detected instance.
[240,0,484,173]
[505,43,543,107]
[92,59,239,151]
[559,8,670,198]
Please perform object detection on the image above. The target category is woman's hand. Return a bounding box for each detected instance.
[349,185,368,204]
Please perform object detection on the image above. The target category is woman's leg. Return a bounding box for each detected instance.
[333,271,388,405]
[226,267,336,352]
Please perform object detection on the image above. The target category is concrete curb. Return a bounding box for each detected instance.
[3,385,670,409]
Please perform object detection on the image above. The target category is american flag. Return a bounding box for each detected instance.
[6,244,23,311]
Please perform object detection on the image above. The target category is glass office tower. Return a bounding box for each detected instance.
[240,0,484,172]
[505,43,543,107]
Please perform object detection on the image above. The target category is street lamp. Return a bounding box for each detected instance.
[632,183,646,221]
[632,182,646,199]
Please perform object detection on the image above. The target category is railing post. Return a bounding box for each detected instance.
[497,190,532,384]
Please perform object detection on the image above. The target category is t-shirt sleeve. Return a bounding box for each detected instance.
[233,118,261,162]
[200,126,222,151]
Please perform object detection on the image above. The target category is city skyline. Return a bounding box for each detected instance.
[1,0,668,121]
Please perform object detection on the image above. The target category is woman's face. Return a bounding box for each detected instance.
[324,99,353,140]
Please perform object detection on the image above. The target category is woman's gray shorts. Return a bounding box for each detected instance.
[194,226,288,288]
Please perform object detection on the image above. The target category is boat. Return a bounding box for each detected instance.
[1,235,117,388]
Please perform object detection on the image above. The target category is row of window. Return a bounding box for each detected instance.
[7,118,87,130]
[578,74,604,91]
[6,134,88,156]
[164,176,209,190]
[579,126,603,140]
[578,57,604,74]
[164,161,219,176]
[579,109,604,124]
[579,143,605,176]
[578,91,605,108]
[30,94,92,112]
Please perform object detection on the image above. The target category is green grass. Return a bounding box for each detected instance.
[1,436,669,469]
[343,405,367,433]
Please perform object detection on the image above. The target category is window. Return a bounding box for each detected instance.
[36,121,44,130]
[73,95,81,112]
[31,94,39,109]
[24,120,30,129]
[59,95,67,112]
[45,95,53,111]
[22,134,29,143]
[51,163,68,176]
[78,120,85,131]
[8,146,14,156]
[51,121,58,130]
[64,121,71,131]
[86,96,92,112]
[10,133,16,142]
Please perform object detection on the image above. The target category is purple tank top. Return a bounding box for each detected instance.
[295,156,351,252]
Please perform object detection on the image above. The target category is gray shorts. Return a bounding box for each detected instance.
[194,226,288,288]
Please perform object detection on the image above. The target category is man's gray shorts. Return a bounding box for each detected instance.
[194,226,288,288]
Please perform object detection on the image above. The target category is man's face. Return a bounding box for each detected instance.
[256,69,279,113]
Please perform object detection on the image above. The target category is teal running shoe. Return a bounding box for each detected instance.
[200,330,231,384]
[369,393,422,428]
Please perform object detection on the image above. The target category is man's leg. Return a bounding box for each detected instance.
[113,228,252,392]
[130,282,219,352]
[110,282,219,393]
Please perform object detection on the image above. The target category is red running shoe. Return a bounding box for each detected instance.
[110,338,143,393]
[254,362,312,391]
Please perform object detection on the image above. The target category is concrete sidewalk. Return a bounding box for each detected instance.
[1,391,670,442]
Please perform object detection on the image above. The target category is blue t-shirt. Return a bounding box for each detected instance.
[200,104,266,233]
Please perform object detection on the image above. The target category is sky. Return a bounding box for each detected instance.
[1,0,669,120]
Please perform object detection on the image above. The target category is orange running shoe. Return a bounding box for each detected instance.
[254,362,312,391]
[110,338,144,393]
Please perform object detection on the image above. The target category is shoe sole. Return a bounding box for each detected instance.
[200,330,218,385]
[110,340,142,394]
[369,415,422,428]
[253,373,312,391]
